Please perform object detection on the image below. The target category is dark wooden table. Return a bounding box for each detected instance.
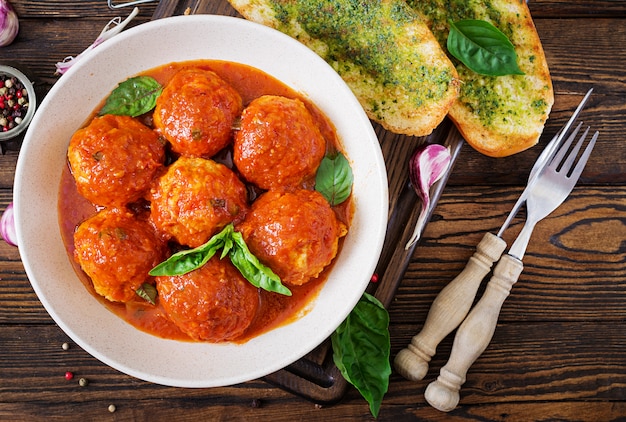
[1,1,625,420]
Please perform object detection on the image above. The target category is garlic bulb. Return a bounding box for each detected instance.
[0,0,19,47]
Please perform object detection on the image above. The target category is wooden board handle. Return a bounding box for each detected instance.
[394,232,506,381]
[424,254,524,412]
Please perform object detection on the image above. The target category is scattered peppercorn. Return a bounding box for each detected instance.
[250,399,262,408]
[62,342,70,351]
[64,371,74,381]
[370,273,379,283]
[0,74,29,133]
[108,404,117,413]
[78,377,89,387]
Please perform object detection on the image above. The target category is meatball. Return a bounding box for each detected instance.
[233,95,326,190]
[237,189,347,286]
[67,114,165,208]
[149,156,248,248]
[73,209,166,303]
[156,256,259,342]
[153,68,243,157]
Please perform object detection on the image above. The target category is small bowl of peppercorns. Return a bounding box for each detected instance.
[0,64,37,143]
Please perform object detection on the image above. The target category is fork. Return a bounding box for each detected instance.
[393,89,593,383]
[424,122,599,413]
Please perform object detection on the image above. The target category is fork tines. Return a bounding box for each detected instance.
[549,121,599,178]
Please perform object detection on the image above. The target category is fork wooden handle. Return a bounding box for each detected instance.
[394,233,506,381]
[424,254,524,412]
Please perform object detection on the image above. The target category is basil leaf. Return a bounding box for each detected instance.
[136,283,157,305]
[148,224,291,296]
[99,76,163,117]
[230,230,292,296]
[331,293,391,418]
[148,225,232,276]
[447,19,524,76]
[315,152,353,206]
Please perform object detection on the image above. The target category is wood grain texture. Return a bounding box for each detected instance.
[1,0,625,420]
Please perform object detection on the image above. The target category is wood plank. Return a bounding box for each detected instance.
[1,322,624,409]
[1,400,625,422]
[400,186,626,322]
[10,0,157,18]
[0,153,18,189]
[389,321,626,399]
[529,0,626,18]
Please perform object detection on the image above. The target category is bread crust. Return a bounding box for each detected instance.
[408,0,554,157]
[230,0,553,156]
[228,0,459,137]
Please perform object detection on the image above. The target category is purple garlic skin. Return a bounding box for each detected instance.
[406,143,451,250]
[0,0,19,47]
[1,202,17,247]
[409,143,451,200]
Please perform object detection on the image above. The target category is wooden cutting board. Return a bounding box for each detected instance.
[151,0,463,404]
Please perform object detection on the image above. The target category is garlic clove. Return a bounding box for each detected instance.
[405,143,451,250]
[1,202,17,247]
[0,0,19,47]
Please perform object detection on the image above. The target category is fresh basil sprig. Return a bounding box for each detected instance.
[447,19,524,76]
[99,76,163,117]
[332,292,391,418]
[149,225,231,277]
[228,230,291,296]
[315,152,353,206]
[149,224,291,296]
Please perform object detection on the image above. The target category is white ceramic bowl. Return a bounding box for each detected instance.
[14,15,388,388]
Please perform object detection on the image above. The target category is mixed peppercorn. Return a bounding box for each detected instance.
[0,73,29,133]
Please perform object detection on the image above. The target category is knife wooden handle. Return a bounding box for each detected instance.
[394,232,506,381]
[424,254,524,412]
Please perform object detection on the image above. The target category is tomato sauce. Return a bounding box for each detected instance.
[58,59,353,343]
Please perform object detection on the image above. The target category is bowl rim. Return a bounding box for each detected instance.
[13,14,388,388]
[0,64,37,141]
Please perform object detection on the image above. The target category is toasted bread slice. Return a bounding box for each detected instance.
[407,0,554,157]
[228,0,460,137]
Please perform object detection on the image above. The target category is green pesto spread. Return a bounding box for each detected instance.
[407,0,506,45]
[408,0,548,128]
[456,64,549,128]
[268,0,454,107]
